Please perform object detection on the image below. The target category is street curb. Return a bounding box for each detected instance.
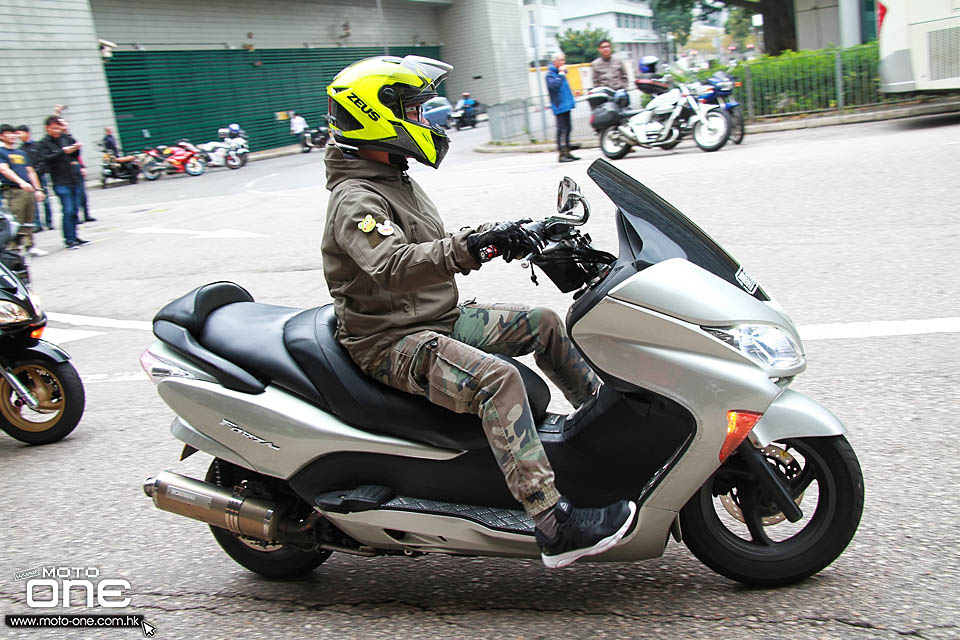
[473,99,960,154]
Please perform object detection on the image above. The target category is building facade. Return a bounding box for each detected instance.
[0,0,528,169]
[558,0,660,68]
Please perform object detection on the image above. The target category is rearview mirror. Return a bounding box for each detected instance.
[547,177,590,227]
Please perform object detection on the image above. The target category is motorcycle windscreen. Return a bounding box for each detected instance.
[586,158,769,301]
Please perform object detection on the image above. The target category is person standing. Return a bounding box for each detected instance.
[37,116,88,249]
[591,39,629,91]
[289,111,308,147]
[545,53,579,163]
[15,125,53,231]
[0,125,47,256]
[61,121,95,223]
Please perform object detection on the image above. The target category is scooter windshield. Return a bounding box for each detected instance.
[587,159,769,301]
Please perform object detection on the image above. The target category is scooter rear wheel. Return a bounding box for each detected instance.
[680,435,863,587]
[141,161,162,181]
[205,459,331,579]
[0,359,85,445]
[600,125,632,159]
[730,106,745,145]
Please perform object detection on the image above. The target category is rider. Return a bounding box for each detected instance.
[322,55,636,569]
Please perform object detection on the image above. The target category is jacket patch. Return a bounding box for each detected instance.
[376,220,395,236]
[358,214,377,233]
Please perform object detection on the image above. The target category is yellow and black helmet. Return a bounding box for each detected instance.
[327,55,453,168]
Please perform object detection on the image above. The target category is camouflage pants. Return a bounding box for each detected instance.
[368,302,601,516]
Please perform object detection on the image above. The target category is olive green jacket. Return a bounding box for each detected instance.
[321,145,481,372]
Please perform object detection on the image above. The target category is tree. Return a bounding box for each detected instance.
[726,6,753,48]
[654,0,797,56]
[557,27,612,64]
[652,0,695,48]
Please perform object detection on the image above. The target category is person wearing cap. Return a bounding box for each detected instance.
[0,124,47,255]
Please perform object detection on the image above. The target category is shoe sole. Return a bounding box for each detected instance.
[541,501,637,569]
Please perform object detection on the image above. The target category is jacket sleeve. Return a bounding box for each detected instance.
[333,189,481,293]
[37,139,66,166]
[591,62,600,87]
[545,69,563,92]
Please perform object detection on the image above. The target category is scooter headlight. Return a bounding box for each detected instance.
[0,301,32,324]
[704,324,804,370]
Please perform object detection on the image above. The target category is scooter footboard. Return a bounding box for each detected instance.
[750,389,847,447]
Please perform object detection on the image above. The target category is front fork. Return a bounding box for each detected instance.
[0,356,39,409]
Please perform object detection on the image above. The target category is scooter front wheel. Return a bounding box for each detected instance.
[205,459,331,579]
[693,111,730,152]
[680,435,863,587]
[600,125,632,159]
[0,360,85,445]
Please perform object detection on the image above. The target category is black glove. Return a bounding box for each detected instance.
[467,221,537,263]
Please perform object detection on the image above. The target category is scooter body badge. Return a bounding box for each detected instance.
[735,266,758,294]
[220,419,280,451]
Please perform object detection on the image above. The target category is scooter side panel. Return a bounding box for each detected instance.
[609,258,803,351]
[750,389,847,447]
[169,417,256,471]
[572,297,782,513]
[157,378,461,479]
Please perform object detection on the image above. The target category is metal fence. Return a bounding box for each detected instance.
[741,43,905,120]
[488,43,906,143]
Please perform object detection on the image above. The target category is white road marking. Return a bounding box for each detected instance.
[42,328,105,344]
[798,317,960,341]
[82,373,148,384]
[46,313,152,331]
[128,227,266,239]
[245,173,278,189]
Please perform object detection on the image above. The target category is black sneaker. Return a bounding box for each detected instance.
[536,497,636,569]
[73,238,89,246]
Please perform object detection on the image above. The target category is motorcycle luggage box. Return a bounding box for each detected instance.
[591,103,621,130]
[636,79,671,95]
[587,87,615,107]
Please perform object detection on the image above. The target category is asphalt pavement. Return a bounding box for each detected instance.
[1,114,959,639]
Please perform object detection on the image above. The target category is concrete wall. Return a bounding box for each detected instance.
[0,0,117,176]
[89,0,444,51]
[795,0,841,50]
[439,0,528,103]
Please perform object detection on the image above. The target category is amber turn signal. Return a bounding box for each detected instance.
[720,410,762,461]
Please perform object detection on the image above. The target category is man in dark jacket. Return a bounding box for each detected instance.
[37,116,87,249]
[323,55,635,569]
[546,53,580,163]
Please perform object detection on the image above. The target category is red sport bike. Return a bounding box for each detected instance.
[140,140,205,180]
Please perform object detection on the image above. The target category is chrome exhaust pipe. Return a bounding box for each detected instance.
[143,470,283,542]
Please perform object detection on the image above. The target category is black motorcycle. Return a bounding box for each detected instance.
[100,145,140,188]
[300,126,329,153]
[0,211,85,445]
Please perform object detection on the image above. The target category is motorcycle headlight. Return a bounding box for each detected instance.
[703,324,804,370]
[0,301,32,324]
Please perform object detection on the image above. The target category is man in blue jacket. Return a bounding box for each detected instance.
[545,53,580,163]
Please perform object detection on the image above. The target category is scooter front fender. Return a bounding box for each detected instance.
[1,339,72,365]
[750,389,847,447]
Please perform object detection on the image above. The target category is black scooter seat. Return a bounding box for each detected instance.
[154,283,551,451]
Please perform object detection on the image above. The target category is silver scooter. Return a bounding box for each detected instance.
[140,159,863,585]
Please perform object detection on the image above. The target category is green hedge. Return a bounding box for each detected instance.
[698,43,884,118]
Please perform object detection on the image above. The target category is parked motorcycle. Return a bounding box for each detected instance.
[700,66,745,145]
[449,108,478,130]
[0,210,84,445]
[299,126,329,153]
[99,145,140,188]
[197,131,242,170]
[591,77,731,159]
[140,158,863,586]
[141,141,205,181]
